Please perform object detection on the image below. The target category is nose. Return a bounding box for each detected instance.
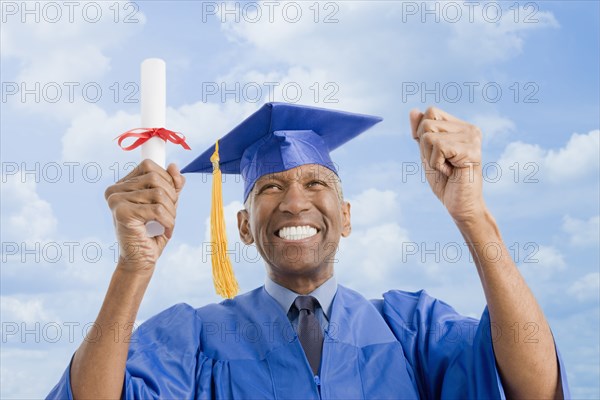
[279,182,311,215]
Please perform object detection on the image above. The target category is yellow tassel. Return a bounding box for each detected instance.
[210,140,239,299]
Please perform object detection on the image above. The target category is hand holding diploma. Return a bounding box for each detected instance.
[111,59,191,270]
[104,160,185,275]
[116,59,190,237]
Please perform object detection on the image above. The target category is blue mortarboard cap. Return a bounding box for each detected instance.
[181,102,382,201]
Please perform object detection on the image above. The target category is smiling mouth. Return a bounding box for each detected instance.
[277,225,319,241]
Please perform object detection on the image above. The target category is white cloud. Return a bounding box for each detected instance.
[2,2,146,84]
[1,2,147,122]
[216,1,559,110]
[489,129,600,192]
[0,297,54,325]
[153,242,214,298]
[215,66,349,108]
[448,4,559,65]
[60,106,138,164]
[323,187,412,296]
[220,3,314,48]
[338,222,411,296]
[166,102,252,151]
[568,273,600,302]
[1,348,73,400]
[520,245,566,279]
[1,171,57,242]
[563,215,600,247]
[470,113,515,145]
[545,130,600,181]
[347,188,400,227]
[536,245,567,268]
[495,141,545,178]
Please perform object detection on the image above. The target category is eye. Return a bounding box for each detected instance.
[307,180,326,188]
[259,183,282,193]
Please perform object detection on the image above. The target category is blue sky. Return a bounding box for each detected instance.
[1,1,599,398]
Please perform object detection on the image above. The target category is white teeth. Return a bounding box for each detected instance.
[278,225,318,241]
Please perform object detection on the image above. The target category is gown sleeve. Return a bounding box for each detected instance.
[47,303,212,400]
[380,289,570,399]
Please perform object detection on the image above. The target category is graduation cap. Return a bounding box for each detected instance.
[182,102,382,298]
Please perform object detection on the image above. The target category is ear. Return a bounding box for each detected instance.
[237,209,254,245]
[340,201,352,237]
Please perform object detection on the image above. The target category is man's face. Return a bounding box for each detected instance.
[237,164,351,282]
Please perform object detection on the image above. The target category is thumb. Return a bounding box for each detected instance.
[167,163,186,192]
[409,109,423,140]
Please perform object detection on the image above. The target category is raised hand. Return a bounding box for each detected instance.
[409,107,486,224]
[104,160,185,275]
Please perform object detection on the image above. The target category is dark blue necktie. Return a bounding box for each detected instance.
[294,295,324,375]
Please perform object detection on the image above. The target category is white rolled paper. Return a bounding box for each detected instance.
[141,58,166,168]
[141,58,166,237]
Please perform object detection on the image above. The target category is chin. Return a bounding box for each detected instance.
[271,258,330,278]
[259,239,338,276]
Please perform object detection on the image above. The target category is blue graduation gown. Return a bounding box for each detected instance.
[47,286,570,399]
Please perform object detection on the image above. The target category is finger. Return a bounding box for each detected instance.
[420,157,448,188]
[106,173,178,204]
[416,119,468,139]
[423,106,465,123]
[409,109,424,140]
[429,141,454,177]
[108,188,178,218]
[114,202,176,235]
[119,159,175,188]
[146,203,176,239]
[426,132,478,170]
[446,143,480,169]
[168,163,186,193]
[419,131,434,169]
[434,131,481,168]
[420,131,456,174]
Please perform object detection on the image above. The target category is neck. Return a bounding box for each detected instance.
[268,269,333,294]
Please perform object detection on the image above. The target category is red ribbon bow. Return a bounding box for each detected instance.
[116,128,191,151]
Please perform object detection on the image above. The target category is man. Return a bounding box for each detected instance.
[48,103,568,399]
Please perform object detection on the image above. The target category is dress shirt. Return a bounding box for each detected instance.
[264,275,337,333]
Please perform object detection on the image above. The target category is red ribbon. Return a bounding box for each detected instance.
[116,128,191,151]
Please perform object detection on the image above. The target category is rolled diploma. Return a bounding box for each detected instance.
[141,58,166,237]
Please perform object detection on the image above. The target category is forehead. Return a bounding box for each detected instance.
[254,164,338,185]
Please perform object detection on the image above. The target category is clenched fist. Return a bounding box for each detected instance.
[104,160,185,276]
[410,107,486,224]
